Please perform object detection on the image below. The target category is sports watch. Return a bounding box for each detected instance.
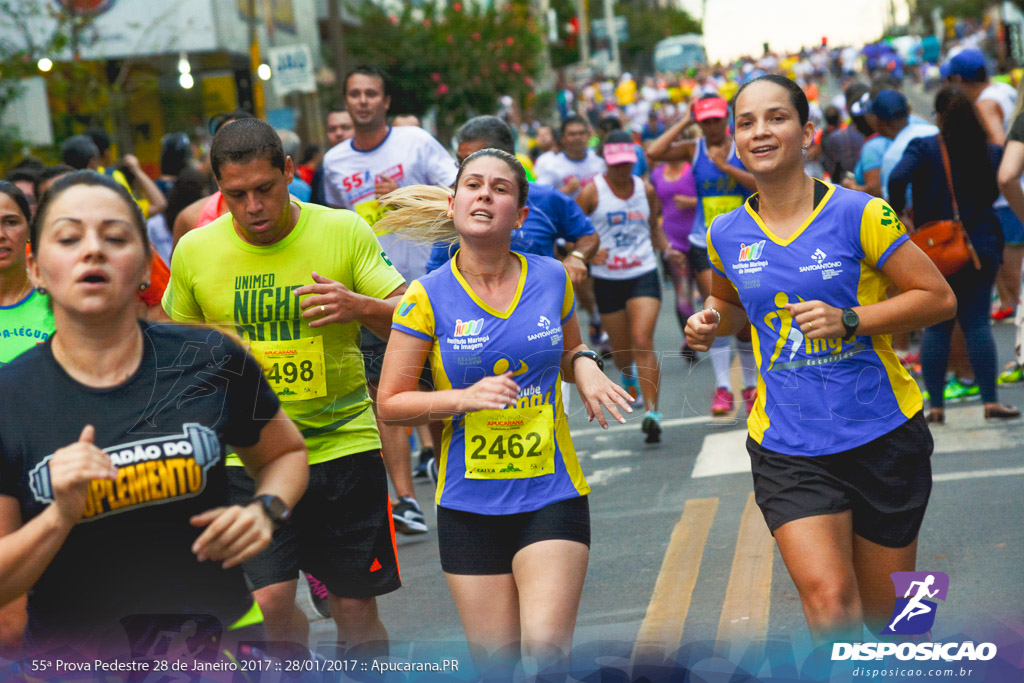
[841,308,860,340]
[249,494,291,524]
[571,350,604,371]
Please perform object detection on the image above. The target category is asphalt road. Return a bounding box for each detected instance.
[301,274,1024,682]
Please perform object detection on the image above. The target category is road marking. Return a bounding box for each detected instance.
[692,429,749,478]
[590,448,635,460]
[934,466,1024,482]
[587,466,632,486]
[716,492,773,648]
[571,415,711,439]
[634,498,719,660]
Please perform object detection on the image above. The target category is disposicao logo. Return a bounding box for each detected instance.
[454,318,484,337]
[832,571,997,662]
[738,240,766,262]
[398,302,416,316]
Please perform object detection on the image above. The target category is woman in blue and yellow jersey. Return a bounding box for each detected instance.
[685,75,957,644]
[375,149,632,669]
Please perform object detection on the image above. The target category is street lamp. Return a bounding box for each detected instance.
[179,72,194,89]
[257,63,272,81]
[37,58,53,72]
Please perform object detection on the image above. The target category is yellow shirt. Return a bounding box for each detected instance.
[163,201,405,464]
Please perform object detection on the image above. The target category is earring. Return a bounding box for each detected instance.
[446,210,453,218]
[35,286,47,295]
[514,223,521,229]
[139,281,150,291]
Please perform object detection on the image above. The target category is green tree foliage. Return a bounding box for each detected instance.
[0,0,101,164]
[341,0,541,135]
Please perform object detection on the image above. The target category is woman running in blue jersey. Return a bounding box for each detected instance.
[685,75,956,644]
[374,149,632,671]
[648,94,761,417]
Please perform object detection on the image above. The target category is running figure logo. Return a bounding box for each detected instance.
[882,571,949,635]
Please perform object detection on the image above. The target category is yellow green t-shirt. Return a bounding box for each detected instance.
[163,201,405,464]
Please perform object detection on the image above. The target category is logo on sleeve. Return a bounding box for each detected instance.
[398,301,416,316]
[380,251,393,267]
[880,204,905,233]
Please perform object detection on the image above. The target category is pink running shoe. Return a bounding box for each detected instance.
[742,387,757,415]
[712,388,734,416]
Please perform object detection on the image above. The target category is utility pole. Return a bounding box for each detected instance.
[577,0,590,67]
[537,0,555,90]
[603,0,620,76]
[327,0,347,95]
[248,0,265,118]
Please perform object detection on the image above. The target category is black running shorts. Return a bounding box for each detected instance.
[227,450,401,599]
[746,412,933,548]
[592,269,662,315]
[437,496,591,575]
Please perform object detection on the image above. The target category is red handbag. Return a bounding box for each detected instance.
[909,137,981,277]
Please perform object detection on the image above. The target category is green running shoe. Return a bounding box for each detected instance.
[943,378,968,402]
[998,364,1024,385]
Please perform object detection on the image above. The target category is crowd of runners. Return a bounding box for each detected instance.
[0,27,1022,673]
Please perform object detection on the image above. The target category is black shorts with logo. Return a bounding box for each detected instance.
[746,412,933,548]
[437,496,591,575]
[227,450,401,599]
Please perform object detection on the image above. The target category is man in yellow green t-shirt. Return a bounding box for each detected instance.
[163,118,406,652]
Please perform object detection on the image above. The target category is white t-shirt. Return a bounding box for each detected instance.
[978,82,1017,131]
[323,126,458,280]
[588,174,657,280]
[534,150,606,200]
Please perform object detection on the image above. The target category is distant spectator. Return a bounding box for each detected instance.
[277,129,313,202]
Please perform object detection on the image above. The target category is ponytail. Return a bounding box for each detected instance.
[374,185,458,246]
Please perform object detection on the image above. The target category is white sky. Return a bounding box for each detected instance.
[675,0,912,62]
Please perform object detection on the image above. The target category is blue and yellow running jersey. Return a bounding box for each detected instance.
[392,251,590,514]
[707,180,923,456]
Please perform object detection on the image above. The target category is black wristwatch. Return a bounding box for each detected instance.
[571,350,604,371]
[841,308,860,340]
[249,494,291,524]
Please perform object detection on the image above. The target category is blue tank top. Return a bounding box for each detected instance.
[691,137,752,248]
[392,252,590,514]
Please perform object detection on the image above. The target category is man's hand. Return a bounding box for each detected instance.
[563,255,588,285]
[296,271,365,328]
[375,175,399,199]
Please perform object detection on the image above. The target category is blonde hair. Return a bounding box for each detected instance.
[373,184,458,246]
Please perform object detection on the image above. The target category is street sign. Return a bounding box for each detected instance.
[591,16,627,42]
[268,44,317,97]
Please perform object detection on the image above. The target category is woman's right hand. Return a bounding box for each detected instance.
[48,425,117,526]
[685,309,721,352]
[591,248,609,266]
[457,372,521,413]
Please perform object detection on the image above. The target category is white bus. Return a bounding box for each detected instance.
[653,34,707,74]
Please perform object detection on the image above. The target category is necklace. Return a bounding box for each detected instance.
[0,278,33,307]
[458,254,513,278]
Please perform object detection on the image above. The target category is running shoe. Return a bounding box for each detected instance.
[427,456,439,488]
[412,446,434,479]
[942,378,980,402]
[998,364,1024,385]
[712,388,734,416]
[621,369,642,403]
[992,306,1015,322]
[642,410,662,444]
[742,386,757,415]
[392,496,428,535]
[305,573,331,619]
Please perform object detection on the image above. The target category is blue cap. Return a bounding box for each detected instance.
[869,89,909,121]
[947,48,987,82]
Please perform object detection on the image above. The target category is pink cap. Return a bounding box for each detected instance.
[693,97,728,121]
[603,142,637,166]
